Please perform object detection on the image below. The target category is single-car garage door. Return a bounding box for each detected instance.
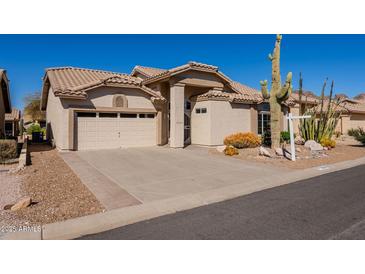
[77,112,156,150]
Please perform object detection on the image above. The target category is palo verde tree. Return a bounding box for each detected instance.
[260,34,293,149]
[23,91,46,122]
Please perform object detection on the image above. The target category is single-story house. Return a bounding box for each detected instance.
[41,61,296,151]
[0,69,11,138]
[289,95,365,135]
[41,62,365,151]
[5,108,21,137]
[333,98,365,134]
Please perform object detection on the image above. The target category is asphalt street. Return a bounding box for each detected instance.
[79,164,365,240]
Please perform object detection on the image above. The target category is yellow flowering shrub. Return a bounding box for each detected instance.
[320,137,336,148]
[224,145,239,156]
[224,132,261,149]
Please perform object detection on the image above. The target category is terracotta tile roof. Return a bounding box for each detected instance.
[196,89,261,104]
[230,81,262,102]
[336,99,365,114]
[44,67,163,100]
[287,93,319,105]
[5,108,20,121]
[309,98,365,115]
[131,65,167,77]
[138,61,262,103]
[141,61,222,84]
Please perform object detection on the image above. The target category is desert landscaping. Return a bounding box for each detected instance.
[0,144,104,235]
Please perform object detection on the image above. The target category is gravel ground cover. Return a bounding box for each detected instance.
[0,144,105,232]
[0,164,30,235]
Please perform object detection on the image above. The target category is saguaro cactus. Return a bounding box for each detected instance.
[260,34,293,149]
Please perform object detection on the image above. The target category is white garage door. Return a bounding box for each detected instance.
[77,112,156,150]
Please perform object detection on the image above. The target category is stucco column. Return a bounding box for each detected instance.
[169,83,185,148]
[68,109,75,150]
[250,106,258,134]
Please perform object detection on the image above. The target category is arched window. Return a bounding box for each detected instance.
[113,95,128,108]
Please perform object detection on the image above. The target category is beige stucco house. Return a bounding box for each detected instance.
[332,98,365,134]
[41,61,365,151]
[0,69,11,138]
[41,61,294,151]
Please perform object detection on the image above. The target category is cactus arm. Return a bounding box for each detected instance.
[260,80,270,99]
[280,83,292,101]
[276,72,293,100]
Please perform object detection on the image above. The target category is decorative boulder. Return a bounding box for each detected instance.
[275,148,284,156]
[295,135,305,145]
[10,197,32,211]
[310,143,323,151]
[304,140,317,148]
[259,146,272,157]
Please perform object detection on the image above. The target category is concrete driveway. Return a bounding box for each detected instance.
[66,146,287,204]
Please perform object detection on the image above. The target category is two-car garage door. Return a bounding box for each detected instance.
[77,112,156,150]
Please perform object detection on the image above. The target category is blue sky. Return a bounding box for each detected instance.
[1,34,365,110]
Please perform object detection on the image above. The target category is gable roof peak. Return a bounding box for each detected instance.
[188,61,218,71]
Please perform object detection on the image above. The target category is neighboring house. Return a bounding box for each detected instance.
[333,98,365,134]
[5,108,21,137]
[0,69,11,138]
[289,94,365,135]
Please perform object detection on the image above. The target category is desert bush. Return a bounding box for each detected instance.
[280,131,290,143]
[299,79,342,142]
[320,137,336,148]
[348,127,365,145]
[224,145,239,156]
[27,122,42,134]
[223,132,261,149]
[280,131,296,143]
[348,127,364,138]
[0,139,17,162]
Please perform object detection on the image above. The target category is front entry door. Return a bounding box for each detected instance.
[184,100,191,145]
[184,113,191,145]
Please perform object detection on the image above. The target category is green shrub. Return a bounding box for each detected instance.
[27,123,42,134]
[280,131,296,143]
[0,139,17,162]
[280,131,290,143]
[41,128,46,139]
[348,127,365,138]
[224,145,239,156]
[224,132,261,149]
[348,127,365,145]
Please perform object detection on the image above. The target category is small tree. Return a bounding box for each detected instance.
[23,91,45,122]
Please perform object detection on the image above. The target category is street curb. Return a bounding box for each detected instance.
[1,230,42,240]
[6,156,365,240]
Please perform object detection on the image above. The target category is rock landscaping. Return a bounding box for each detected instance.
[212,136,365,170]
[0,144,105,232]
